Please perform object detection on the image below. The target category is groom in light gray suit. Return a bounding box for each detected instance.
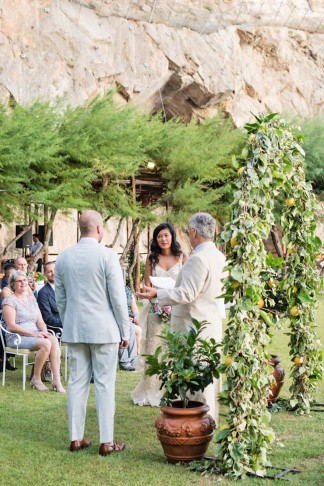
[55,210,130,456]
[136,213,226,421]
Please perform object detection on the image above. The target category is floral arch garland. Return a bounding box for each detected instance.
[217,113,323,478]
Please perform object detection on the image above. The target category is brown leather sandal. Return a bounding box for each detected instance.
[99,442,126,456]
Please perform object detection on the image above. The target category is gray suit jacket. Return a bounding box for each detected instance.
[157,242,226,339]
[55,238,130,344]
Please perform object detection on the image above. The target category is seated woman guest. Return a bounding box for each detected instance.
[2,270,65,393]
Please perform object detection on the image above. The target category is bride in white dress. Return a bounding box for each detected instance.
[131,223,187,406]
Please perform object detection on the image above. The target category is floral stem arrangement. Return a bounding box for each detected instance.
[144,319,221,408]
[217,113,323,478]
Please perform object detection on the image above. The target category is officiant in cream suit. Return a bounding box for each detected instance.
[136,212,226,421]
[55,210,130,456]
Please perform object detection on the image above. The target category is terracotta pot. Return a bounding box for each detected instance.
[155,400,216,463]
[268,355,285,404]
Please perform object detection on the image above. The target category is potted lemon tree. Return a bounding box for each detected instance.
[144,319,221,463]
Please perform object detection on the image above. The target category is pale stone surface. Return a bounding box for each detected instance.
[0,0,323,125]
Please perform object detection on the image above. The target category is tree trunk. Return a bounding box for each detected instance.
[270,224,284,258]
[108,217,124,248]
[128,227,142,293]
[120,218,140,263]
[0,224,33,260]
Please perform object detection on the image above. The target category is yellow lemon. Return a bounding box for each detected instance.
[294,356,304,366]
[287,248,295,255]
[171,373,177,380]
[230,236,237,248]
[237,167,245,175]
[293,285,298,293]
[285,198,296,207]
[231,281,241,289]
[224,356,232,366]
[290,306,299,317]
[268,279,275,289]
[258,299,265,309]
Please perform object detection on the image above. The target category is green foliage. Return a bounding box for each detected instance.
[300,116,324,198]
[153,114,245,226]
[217,113,323,478]
[0,103,62,221]
[0,95,244,229]
[144,319,221,408]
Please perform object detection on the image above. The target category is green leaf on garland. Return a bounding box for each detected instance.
[231,266,244,282]
[216,427,231,441]
[264,113,278,123]
[297,291,312,303]
[229,443,245,460]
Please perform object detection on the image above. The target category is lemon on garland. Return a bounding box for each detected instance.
[294,356,304,366]
[230,236,237,248]
[258,299,265,309]
[237,166,245,175]
[224,356,232,366]
[285,197,296,207]
[290,306,299,317]
[231,280,241,289]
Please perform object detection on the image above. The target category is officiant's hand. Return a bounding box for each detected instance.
[135,286,157,300]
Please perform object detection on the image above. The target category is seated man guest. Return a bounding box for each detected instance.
[37,262,62,334]
[14,257,28,273]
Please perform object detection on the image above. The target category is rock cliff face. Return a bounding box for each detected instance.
[0,0,323,125]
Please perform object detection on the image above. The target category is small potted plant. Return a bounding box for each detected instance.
[144,319,221,463]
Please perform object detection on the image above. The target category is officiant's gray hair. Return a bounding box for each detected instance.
[189,213,216,240]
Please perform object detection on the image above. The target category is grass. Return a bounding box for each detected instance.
[0,297,323,485]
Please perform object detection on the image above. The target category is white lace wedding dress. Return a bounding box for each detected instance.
[131,260,182,406]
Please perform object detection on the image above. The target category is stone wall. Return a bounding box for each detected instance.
[0,0,323,125]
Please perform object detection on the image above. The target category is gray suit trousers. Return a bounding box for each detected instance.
[68,342,119,443]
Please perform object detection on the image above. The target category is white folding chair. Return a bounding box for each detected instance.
[47,325,68,382]
[0,321,36,391]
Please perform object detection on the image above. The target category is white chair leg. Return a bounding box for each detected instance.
[2,352,5,386]
[23,355,27,391]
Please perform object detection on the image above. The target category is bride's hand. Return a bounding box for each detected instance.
[135,286,157,300]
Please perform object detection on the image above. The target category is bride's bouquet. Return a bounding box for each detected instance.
[151,302,172,323]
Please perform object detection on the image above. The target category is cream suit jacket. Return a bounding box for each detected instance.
[55,238,130,344]
[157,241,226,340]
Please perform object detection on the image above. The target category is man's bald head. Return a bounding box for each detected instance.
[15,257,28,273]
[79,210,104,242]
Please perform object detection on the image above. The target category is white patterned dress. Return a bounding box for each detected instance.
[3,294,41,349]
[131,258,182,406]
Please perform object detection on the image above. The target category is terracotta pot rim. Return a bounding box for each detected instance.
[160,400,210,414]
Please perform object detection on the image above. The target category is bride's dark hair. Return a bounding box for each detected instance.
[149,223,182,267]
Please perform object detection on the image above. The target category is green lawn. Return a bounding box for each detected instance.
[0,298,323,485]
